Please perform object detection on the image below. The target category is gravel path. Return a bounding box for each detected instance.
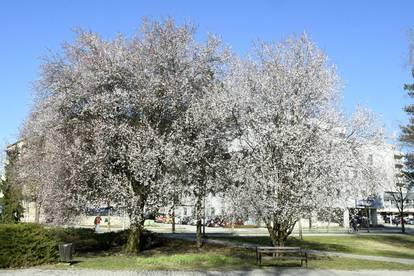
[1,268,414,276]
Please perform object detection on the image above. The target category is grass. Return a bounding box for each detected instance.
[72,253,250,271]
[55,255,414,271]
[211,234,414,259]
[38,238,414,271]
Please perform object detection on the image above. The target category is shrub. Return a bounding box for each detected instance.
[0,223,59,268]
[46,227,161,252]
[46,227,129,252]
[0,223,162,268]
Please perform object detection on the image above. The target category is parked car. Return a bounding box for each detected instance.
[189,218,198,226]
[144,211,156,220]
[155,213,168,223]
[407,218,414,225]
[180,216,192,225]
[392,217,407,225]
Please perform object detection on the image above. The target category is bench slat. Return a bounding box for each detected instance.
[256,246,308,268]
[258,249,302,252]
[256,246,301,249]
[261,256,306,260]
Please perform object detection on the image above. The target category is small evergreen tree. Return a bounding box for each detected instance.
[400,68,414,147]
[398,68,414,233]
[400,68,414,189]
[1,145,24,223]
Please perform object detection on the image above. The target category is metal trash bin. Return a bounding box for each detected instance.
[58,243,74,262]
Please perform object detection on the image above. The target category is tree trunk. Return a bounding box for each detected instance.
[327,215,331,233]
[172,206,176,233]
[126,222,144,254]
[400,189,405,234]
[401,211,406,233]
[195,193,203,248]
[34,199,41,224]
[125,195,146,254]
[266,221,288,247]
[108,206,111,232]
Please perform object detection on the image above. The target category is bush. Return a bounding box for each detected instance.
[46,227,130,252]
[46,227,162,252]
[0,223,162,268]
[0,223,59,268]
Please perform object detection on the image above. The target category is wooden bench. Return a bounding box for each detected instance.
[256,246,308,267]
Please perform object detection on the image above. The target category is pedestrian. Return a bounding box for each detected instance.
[350,217,358,232]
[94,214,102,233]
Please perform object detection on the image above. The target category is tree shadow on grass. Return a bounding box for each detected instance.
[138,238,251,257]
[286,237,349,253]
[360,235,414,250]
[221,235,350,253]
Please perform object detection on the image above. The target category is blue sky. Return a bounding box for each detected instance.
[0,0,413,146]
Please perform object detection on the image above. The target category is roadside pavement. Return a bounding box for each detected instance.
[1,268,414,276]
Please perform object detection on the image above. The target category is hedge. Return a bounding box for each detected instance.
[0,223,58,268]
[0,223,161,268]
[46,227,130,252]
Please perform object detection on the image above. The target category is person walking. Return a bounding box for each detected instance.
[94,214,102,233]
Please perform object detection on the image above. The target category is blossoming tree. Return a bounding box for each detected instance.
[19,19,228,253]
[225,35,385,246]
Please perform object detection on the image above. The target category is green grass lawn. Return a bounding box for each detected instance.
[211,234,414,259]
[60,254,414,271]
[38,238,414,271]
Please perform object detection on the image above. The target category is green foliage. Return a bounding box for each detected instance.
[0,223,59,268]
[1,145,24,224]
[0,223,162,268]
[46,227,161,253]
[46,228,129,252]
[401,69,414,156]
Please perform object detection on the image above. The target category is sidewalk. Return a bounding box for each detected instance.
[144,223,414,236]
[1,268,414,276]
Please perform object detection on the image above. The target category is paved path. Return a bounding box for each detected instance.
[1,268,414,276]
[94,223,414,236]
[161,233,414,265]
[144,223,414,235]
